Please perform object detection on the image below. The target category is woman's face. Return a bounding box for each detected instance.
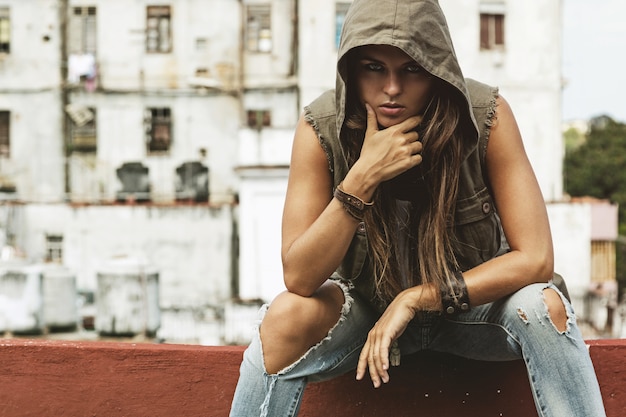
[354,45,434,128]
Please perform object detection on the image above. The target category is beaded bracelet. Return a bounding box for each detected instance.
[440,270,471,316]
[333,182,374,221]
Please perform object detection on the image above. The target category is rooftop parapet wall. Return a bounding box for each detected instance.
[0,339,623,416]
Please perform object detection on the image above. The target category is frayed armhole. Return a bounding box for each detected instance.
[480,87,500,168]
[304,106,334,174]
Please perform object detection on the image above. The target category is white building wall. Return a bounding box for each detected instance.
[297,0,346,107]
[0,0,65,201]
[237,170,288,302]
[441,0,563,201]
[0,92,64,201]
[91,0,241,92]
[1,0,604,341]
[12,203,234,308]
[68,92,241,203]
[0,0,60,87]
[66,0,244,203]
[547,202,592,315]
[243,0,296,86]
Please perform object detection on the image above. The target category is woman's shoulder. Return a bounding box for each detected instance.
[465,78,499,108]
[305,89,336,119]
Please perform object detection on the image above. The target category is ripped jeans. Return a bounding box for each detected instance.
[229,283,606,417]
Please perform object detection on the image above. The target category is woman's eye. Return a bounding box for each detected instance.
[406,65,423,73]
[365,63,384,72]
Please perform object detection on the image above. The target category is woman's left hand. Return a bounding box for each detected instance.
[355,290,416,387]
[356,284,440,387]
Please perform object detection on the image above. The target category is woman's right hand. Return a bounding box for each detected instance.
[351,103,424,190]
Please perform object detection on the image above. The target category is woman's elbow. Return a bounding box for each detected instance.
[282,267,317,297]
[532,250,554,283]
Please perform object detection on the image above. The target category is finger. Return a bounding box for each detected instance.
[397,114,424,133]
[365,103,379,136]
[379,341,391,381]
[356,343,370,381]
[410,140,423,155]
[373,337,390,384]
[368,352,382,388]
[370,337,391,387]
[371,338,384,379]
[405,130,420,143]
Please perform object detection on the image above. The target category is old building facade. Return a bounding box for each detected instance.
[1,0,615,342]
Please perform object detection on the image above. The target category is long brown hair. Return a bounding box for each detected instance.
[342,67,466,305]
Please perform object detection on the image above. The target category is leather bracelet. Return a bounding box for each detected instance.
[333,182,373,221]
[440,270,471,316]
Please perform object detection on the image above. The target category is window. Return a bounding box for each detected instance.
[479,2,505,50]
[67,106,97,153]
[69,6,97,54]
[480,13,504,50]
[246,110,271,130]
[145,108,172,153]
[335,3,351,49]
[45,234,63,263]
[146,6,172,53]
[0,8,9,54]
[246,5,272,53]
[0,111,9,157]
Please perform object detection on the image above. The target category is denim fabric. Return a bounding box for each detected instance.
[229,283,606,417]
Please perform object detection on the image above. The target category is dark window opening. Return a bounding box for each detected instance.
[70,6,97,54]
[145,107,172,153]
[480,13,505,50]
[0,8,10,54]
[67,106,97,153]
[0,111,9,157]
[246,5,272,53]
[45,234,63,263]
[147,6,172,53]
[247,110,271,130]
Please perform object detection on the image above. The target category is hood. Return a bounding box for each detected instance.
[335,0,479,142]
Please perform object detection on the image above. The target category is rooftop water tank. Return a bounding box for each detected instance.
[95,258,160,337]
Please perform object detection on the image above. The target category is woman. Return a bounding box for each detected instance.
[230,0,606,416]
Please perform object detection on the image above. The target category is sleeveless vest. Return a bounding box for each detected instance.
[304,79,504,308]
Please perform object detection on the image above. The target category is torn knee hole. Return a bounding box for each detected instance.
[543,288,568,332]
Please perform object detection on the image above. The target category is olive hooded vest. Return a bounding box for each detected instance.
[305,80,502,308]
[303,0,570,309]
[303,0,505,308]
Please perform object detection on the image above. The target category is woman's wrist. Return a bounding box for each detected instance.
[342,164,379,202]
[440,271,471,316]
[401,283,442,313]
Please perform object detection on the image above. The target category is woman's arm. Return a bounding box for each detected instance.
[463,94,554,304]
[282,107,424,296]
[356,94,554,387]
[280,116,358,296]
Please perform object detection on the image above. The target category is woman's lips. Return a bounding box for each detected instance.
[378,103,405,117]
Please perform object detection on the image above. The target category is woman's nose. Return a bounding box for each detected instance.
[383,72,402,97]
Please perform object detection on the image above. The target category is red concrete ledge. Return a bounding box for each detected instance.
[0,338,623,416]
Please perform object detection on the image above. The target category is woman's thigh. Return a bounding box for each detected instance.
[259,283,381,382]
[427,283,575,361]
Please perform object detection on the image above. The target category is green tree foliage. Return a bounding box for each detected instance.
[564,116,626,232]
[564,115,626,295]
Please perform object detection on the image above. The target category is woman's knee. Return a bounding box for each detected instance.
[261,282,345,348]
[505,283,569,332]
[259,282,345,374]
[542,287,568,332]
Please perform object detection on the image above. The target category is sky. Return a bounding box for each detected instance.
[562,0,626,122]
